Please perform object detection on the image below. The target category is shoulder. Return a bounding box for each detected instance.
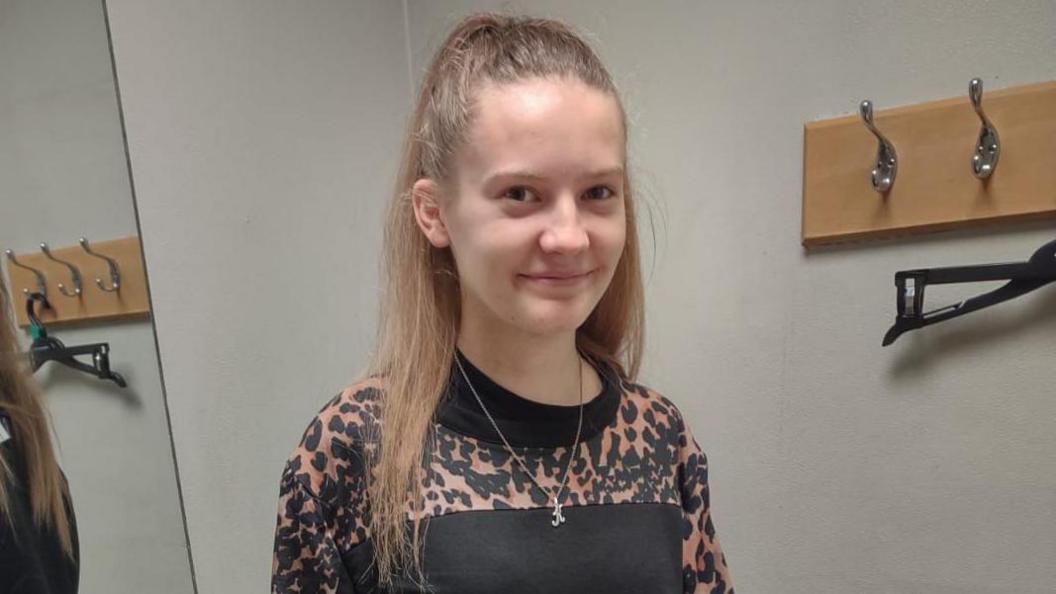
[280,377,387,504]
[306,376,387,446]
[612,378,713,500]
[616,376,693,445]
[618,382,717,507]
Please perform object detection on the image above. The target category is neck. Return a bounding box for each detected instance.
[456,315,599,408]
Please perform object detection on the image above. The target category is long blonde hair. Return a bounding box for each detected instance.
[0,275,75,558]
[363,12,648,589]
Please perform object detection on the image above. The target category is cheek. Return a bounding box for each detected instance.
[599,215,627,263]
[456,224,525,286]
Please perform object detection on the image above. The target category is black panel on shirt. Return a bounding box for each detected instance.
[344,502,683,594]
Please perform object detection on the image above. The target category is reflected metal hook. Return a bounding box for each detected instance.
[860,100,898,194]
[78,237,121,292]
[969,78,1000,179]
[5,249,48,298]
[39,242,82,298]
[25,291,52,332]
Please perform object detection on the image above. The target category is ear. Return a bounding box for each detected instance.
[411,178,451,248]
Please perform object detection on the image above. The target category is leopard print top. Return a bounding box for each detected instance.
[271,350,734,593]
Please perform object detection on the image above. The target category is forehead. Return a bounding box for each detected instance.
[456,76,625,181]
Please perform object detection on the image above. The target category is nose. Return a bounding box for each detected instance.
[539,193,589,254]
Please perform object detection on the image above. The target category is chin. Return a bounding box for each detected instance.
[515,301,594,335]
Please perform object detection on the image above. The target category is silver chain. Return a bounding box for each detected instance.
[453,350,584,527]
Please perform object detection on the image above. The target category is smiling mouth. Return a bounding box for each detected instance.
[519,269,595,285]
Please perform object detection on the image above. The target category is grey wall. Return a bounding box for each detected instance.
[0,0,193,592]
[106,0,1056,592]
[103,1,410,592]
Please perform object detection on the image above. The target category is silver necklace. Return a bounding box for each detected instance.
[454,350,584,528]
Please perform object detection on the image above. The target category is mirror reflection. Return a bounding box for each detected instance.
[0,1,194,593]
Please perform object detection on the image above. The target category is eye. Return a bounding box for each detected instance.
[502,186,538,202]
[584,185,617,200]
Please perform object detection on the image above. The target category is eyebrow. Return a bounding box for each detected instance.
[483,167,624,186]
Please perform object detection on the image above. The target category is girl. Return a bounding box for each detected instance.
[272,13,734,594]
[0,278,79,593]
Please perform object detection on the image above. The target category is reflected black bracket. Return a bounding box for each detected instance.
[22,292,127,387]
[882,237,1056,346]
[28,340,127,388]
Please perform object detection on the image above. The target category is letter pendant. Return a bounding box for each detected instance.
[551,496,566,527]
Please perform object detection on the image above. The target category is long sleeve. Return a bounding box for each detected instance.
[676,412,735,594]
[271,385,382,593]
[271,462,354,594]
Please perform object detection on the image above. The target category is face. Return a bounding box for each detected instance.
[414,76,627,338]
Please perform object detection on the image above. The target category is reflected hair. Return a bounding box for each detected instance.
[359,12,647,590]
[0,275,75,558]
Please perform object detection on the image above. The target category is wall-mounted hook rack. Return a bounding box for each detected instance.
[802,79,1056,247]
[2,236,150,327]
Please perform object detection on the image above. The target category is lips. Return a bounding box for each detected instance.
[523,270,591,280]
[518,269,596,289]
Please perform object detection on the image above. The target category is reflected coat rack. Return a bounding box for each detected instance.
[3,236,150,327]
[802,79,1056,247]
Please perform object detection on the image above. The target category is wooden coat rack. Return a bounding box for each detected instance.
[3,236,150,328]
[802,79,1056,247]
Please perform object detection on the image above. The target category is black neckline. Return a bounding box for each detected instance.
[434,348,622,448]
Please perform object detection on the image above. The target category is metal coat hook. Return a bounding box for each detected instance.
[5,250,48,298]
[969,78,1000,179]
[860,100,898,193]
[78,237,120,292]
[39,242,82,298]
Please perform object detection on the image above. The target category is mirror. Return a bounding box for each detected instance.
[0,0,195,592]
